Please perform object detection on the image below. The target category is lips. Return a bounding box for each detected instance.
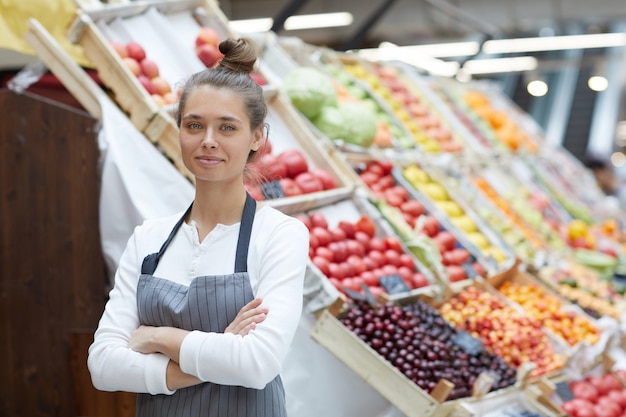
[195,155,223,166]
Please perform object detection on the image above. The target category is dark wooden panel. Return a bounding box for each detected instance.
[0,89,135,417]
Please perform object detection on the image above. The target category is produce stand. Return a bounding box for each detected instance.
[20,1,626,414]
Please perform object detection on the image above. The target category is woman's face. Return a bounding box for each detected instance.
[179,85,262,184]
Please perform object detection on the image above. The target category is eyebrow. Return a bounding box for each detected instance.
[182,113,243,124]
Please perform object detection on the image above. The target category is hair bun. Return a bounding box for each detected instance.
[217,38,258,74]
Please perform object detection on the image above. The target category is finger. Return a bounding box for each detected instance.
[229,312,267,334]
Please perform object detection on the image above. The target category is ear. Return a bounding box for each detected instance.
[250,126,264,152]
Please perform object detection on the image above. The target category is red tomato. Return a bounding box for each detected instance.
[420,215,440,237]
[412,273,429,288]
[376,175,395,190]
[400,200,425,217]
[309,168,337,190]
[384,236,403,252]
[446,265,467,282]
[359,171,380,187]
[277,149,309,178]
[337,220,356,239]
[381,264,398,277]
[384,190,404,208]
[355,215,376,237]
[345,239,366,257]
[433,231,456,252]
[398,253,415,270]
[384,249,401,267]
[365,163,384,177]
[330,228,347,242]
[328,241,348,263]
[354,231,371,250]
[294,172,324,194]
[347,255,366,275]
[363,256,379,270]
[309,212,329,229]
[340,261,356,278]
[389,185,409,202]
[311,227,332,246]
[360,271,378,286]
[368,237,387,253]
[315,246,334,261]
[258,153,288,181]
[308,233,319,250]
[312,256,330,276]
[397,266,413,286]
[279,178,303,197]
[368,250,385,267]
[328,262,344,280]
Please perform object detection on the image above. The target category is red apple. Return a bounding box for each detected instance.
[195,26,220,47]
[126,41,146,62]
[122,57,141,76]
[196,44,223,68]
[110,41,128,58]
[294,172,324,194]
[138,75,156,95]
[140,59,159,79]
[150,77,172,95]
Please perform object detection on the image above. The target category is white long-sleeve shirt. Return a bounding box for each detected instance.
[88,204,309,394]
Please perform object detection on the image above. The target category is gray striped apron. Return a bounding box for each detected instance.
[135,193,287,417]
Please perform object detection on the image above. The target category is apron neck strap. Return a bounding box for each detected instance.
[141,193,256,275]
[234,192,256,273]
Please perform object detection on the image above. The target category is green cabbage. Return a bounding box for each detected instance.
[280,67,337,119]
[314,102,377,147]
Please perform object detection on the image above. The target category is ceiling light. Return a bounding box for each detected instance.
[482,33,626,54]
[462,56,538,74]
[370,41,480,58]
[588,75,608,92]
[229,18,273,33]
[284,12,354,31]
[611,152,626,167]
[229,12,353,33]
[527,80,548,97]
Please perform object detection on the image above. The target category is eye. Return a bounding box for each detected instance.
[221,124,236,132]
[187,122,203,130]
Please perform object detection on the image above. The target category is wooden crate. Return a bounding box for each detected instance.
[311,309,442,417]
[256,90,358,211]
[311,306,550,417]
[67,0,233,162]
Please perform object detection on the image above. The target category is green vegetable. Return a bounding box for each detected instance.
[313,102,377,147]
[280,67,337,119]
[559,278,577,288]
[573,249,618,269]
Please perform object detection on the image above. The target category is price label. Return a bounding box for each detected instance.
[555,381,574,402]
[452,330,484,356]
[342,288,367,301]
[379,274,411,295]
[260,181,285,199]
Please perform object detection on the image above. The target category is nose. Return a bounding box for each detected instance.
[201,128,218,149]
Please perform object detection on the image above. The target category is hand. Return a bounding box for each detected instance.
[225,298,268,336]
[129,325,161,354]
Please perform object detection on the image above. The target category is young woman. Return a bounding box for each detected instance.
[88,37,309,416]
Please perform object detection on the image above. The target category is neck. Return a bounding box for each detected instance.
[189,182,248,228]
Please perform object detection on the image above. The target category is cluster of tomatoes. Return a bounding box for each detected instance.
[296,210,430,298]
